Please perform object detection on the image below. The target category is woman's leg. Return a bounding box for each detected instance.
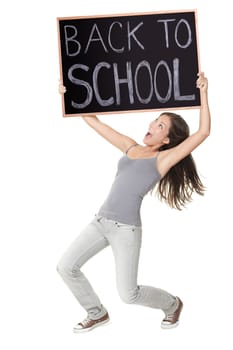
[108,221,177,314]
[57,216,109,320]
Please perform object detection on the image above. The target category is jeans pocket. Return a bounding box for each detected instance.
[114,221,141,232]
[114,222,142,247]
[94,214,104,223]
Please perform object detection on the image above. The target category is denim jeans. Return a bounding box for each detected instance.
[57,215,177,320]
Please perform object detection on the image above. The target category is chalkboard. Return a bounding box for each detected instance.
[57,10,200,117]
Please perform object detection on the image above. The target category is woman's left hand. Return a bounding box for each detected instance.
[196,72,208,93]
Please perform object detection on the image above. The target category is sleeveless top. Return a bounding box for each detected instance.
[98,155,161,226]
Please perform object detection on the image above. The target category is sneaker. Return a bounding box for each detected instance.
[161,297,183,329]
[73,313,110,333]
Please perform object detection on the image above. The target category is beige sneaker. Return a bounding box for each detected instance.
[161,297,183,329]
[73,313,110,333]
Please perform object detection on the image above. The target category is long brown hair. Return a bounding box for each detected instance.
[155,112,205,210]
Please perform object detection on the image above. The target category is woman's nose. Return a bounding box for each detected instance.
[149,120,156,128]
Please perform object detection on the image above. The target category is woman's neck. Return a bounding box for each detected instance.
[127,144,160,159]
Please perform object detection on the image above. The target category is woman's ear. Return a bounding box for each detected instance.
[163,137,170,145]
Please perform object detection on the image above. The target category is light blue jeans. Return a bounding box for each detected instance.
[57,215,177,320]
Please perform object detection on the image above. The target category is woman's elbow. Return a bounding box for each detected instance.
[201,129,211,140]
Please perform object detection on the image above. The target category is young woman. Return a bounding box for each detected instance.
[57,73,210,332]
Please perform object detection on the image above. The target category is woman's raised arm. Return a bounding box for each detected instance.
[158,72,211,176]
[82,115,137,153]
[58,81,137,153]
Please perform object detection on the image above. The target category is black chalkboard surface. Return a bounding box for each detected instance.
[57,10,200,117]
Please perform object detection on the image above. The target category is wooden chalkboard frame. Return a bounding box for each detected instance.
[57,10,201,117]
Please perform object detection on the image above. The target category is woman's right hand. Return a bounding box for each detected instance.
[58,80,66,94]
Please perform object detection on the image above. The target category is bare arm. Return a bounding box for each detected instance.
[158,72,211,176]
[82,115,137,153]
[58,81,137,153]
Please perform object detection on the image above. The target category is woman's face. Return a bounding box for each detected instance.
[143,114,171,147]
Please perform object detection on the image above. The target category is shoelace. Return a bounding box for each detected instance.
[164,313,174,321]
[80,317,92,327]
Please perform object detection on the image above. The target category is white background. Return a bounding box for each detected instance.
[0,0,232,349]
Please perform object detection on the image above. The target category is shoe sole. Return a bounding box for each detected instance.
[73,319,110,333]
[161,321,179,329]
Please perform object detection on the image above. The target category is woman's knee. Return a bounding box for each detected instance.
[56,257,67,277]
[56,257,81,279]
[118,286,139,304]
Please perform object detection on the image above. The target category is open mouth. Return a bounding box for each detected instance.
[145,132,152,137]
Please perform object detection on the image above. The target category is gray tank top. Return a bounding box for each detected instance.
[98,155,161,226]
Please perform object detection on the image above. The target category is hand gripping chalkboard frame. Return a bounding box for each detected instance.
[57,10,201,117]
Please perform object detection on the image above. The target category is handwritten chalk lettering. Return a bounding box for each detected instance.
[68,58,195,109]
[157,18,192,48]
[64,25,81,56]
[108,22,125,53]
[127,22,144,51]
[93,62,114,107]
[64,21,144,57]
[173,58,195,100]
[134,60,153,104]
[84,23,108,54]
[154,60,172,103]
[113,62,134,104]
[58,11,200,114]
[68,64,93,109]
